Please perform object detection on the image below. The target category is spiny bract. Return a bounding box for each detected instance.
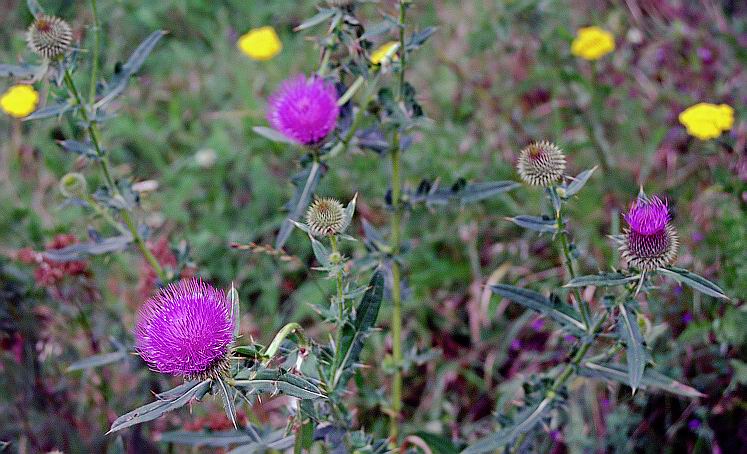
[517,141,566,187]
[620,195,679,271]
[26,15,73,60]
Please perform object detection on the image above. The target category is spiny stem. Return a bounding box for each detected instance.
[551,186,592,331]
[89,0,100,105]
[389,2,409,443]
[62,67,167,283]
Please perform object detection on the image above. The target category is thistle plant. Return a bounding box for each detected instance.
[464,143,730,453]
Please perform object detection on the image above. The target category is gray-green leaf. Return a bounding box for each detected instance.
[578,362,705,398]
[658,267,729,300]
[507,215,557,233]
[490,284,585,334]
[461,398,551,453]
[565,273,640,288]
[67,351,126,372]
[617,304,646,393]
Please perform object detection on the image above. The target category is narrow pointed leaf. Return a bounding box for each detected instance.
[215,377,238,429]
[252,126,299,145]
[159,430,257,447]
[294,9,336,31]
[507,215,557,233]
[57,140,100,159]
[23,103,73,121]
[309,235,330,268]
[490,284,585,334]
[228,283,240,338]
[276,161,323,249]
[26,0,44,17]
[658,267,729,300]
[0,63,39,79]
[67,351,126,372]
[578,362,705,398]
[565,273,640,288]
[617,304,646,392]
[96,31,167,108]
[461,398,551,453]
[458,181,520,204]
[563,166,597,197]
[233,369,324,400]
[108,379,211,433]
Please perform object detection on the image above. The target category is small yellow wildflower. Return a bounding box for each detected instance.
[678,103,735,140]
[370,41,400,65]
[1,85,39,118]
[571,26,615,60]
[237,26,282,61]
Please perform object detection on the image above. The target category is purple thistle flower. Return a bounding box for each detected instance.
[267,74,339,145]
[620,195,678,271]
[136,278,234,379]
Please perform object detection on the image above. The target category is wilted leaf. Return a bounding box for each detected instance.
[658,267,729,300]
[565,273,640,288]
[490,284,585,334]
[108,379,212,433]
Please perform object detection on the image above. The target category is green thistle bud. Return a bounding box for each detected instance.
[517,141,566,187]
[27,15,73,60]
[305,197,346,237]
[59,173,88,199]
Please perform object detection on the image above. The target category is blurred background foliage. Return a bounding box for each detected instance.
[1,0,745,452]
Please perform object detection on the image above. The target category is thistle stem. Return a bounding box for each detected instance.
[62,67,167,284]
[89,0,100,105]
[388,1,409,443]
[550,186,592,331]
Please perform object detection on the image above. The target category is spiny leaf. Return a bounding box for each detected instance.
[506,215,557,233]
[66,351,126,372]
[461,398,551,453]
[563,166,597,197]
[215,377,237,429]
[565,273,640,288]
[490,284,585,334]
[658,267,729,300]
[294,9,336,31]
[108,379,212,433]
[578,362,705,398]
[252,126,299,145]
[617,303,646,393]
[275,161,323,250]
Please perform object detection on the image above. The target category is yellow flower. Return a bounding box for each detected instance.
[370,41,400,65]
[571,26,615,60]
[678,103,735,140]
[237,26,282,61]
[1,85,39,118]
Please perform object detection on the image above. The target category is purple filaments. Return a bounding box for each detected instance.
[267,75,340,145]
[624,196,670,235]
[136,278,234,378]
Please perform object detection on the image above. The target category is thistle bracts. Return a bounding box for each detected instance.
[620,195,678,271]
[517,141,566,187]
[27,15,73,60]
[306,197,347,237]
[135,278,234,380]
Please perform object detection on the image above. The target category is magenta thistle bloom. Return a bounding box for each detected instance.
[136,278,234,379]
[267,75,340,145]
[620,195,678,271]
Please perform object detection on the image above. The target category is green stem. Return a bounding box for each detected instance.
[389,1,409,443]
[329,235,345,318]
[89,0,100,105]
[551,186,592,331]
[62,67,167,284]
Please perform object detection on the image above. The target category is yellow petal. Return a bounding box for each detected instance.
[678,103,735,140]
[571,26,615,60]
[237,26,282,61]
[370,41,400,65]
[1,84,39,118]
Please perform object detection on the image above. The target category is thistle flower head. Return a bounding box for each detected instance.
[620,195,678,271]
[267,75,339,145]
[517,141,566,187]
[135,279,234,379]
[306,197,346,237]
[27,15,73,60]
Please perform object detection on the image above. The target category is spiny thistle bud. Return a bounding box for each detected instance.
[59,172,87,199]
[27,15,73,60]
[619,195,678,271]
[136,279,234,380]
[517,141,566,187]
[305,197,346,237]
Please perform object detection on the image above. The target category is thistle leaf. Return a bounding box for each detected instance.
[490,284,585,334]
[565,273,640,288]
[617,303,646,393]
[506,215,557,233]
[461,398,551,453]
[252,126,300,145]
[658,267,729,300]
[578,362,705,398]
[66,351,126,372]
[563,166,597,197]
[275,161,324,250]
